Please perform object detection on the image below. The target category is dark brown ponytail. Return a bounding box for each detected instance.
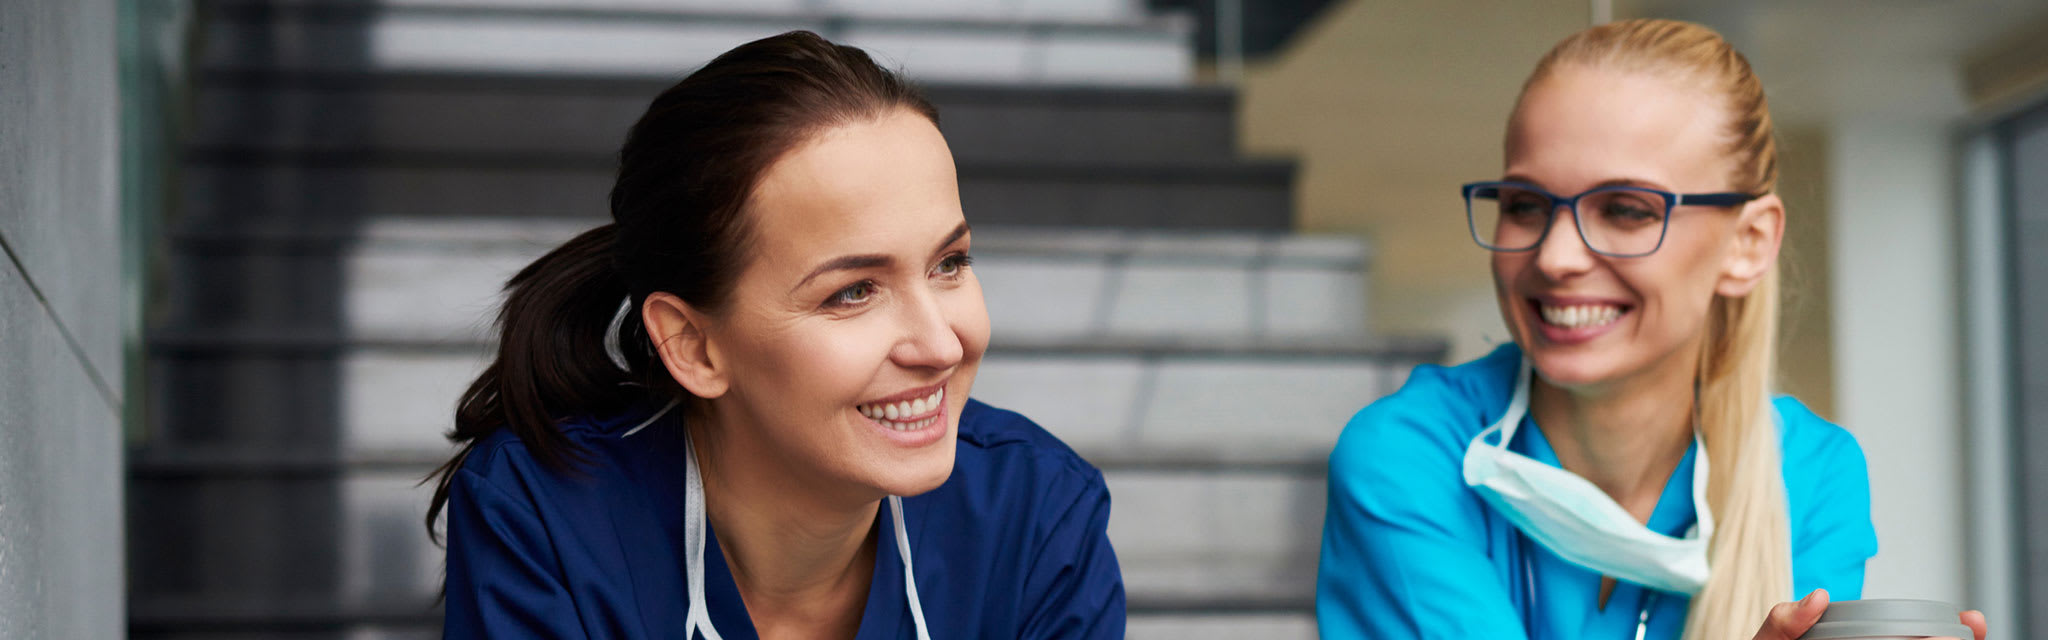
[425,30,938,543]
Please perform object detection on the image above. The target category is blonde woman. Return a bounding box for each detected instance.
[1315,19,1982,640]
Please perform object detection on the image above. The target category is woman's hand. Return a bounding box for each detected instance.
[1750,589,1989,640]
[1751,589,1829,640]
[1960,610,1989,640]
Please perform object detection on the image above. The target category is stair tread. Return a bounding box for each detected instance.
[203,0,1196,35]
[148,327,1442,359]
[181,146,1294,176]
[128,585,1312,622]
[196,1,1195,86]
[129,442,1332,474]
[194,68,1237,108]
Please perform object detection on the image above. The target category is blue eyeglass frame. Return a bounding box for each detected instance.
[1460,180,1761,258]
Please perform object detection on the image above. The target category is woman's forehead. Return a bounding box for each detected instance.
[1506,66,1736,191]
[738,111,963,277]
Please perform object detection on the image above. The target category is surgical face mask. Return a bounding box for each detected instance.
[1462,360,1715,595]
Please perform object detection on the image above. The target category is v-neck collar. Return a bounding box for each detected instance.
[694,501,911,640]
[1512,413,1698,639]
[603,409,918,639]
[1514,414,1700,538]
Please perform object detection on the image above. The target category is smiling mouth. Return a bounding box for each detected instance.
[1534,300,1629,330]
[856,387,945,431]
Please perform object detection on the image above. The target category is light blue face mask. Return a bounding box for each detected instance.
[1462,360,1715,595]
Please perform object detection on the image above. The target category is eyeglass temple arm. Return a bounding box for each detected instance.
[1675,192,1761,207]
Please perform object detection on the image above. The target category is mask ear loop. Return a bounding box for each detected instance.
[682,429,724,640]
[1463,357,1533,487]
[1484,357,1534,450]
[604,295,634,374]
[889,496,932,640]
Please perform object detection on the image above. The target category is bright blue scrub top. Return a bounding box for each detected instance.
[1316,344,1877,640]
[444,398,1126,639]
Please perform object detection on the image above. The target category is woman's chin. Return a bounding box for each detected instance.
[1523,346,1626,389]
[876,448,956,498]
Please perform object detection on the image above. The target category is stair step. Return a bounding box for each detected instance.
[197,0,1193,85]
[130,467,1324,617]
[191,70,1240,164]
[241,0,1168,24]
[144,332,1433,454]
[131,594,1308,639]
[177,155,1293,229]
[129,446,1335,477]
[161,222,1361,344]
[1129,614,1316,640]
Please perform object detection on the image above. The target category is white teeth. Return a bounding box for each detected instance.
[1540,303,1623,329]
[889,416,935,431]
[856,388,946,430]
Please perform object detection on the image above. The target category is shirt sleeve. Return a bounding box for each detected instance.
[443,467,590,640]
[1018,465,1127,640]
[1316,375,1528,640]
[1782,405,1878,601]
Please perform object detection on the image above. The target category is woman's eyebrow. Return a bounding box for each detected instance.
[931,222,970,255]
[790,222,972,293]
[793,254,892,292]
[1499,175,1670,192]
[1590,176,1669,190]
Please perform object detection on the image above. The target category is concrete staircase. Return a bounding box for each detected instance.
[133,1,1445,637]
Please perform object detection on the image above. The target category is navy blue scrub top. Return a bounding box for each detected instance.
[1316,344,1878,640]
[443,398,1126,639]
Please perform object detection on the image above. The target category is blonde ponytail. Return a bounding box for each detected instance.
[1684,268,1792,640]
[1525,19,1793,640]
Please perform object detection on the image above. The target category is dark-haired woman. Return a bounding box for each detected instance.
[428,32,1124,639]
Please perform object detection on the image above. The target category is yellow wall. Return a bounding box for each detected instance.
[1237,0,1590,362]
[1772,126,1835,419]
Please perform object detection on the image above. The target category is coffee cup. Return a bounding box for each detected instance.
[1797,599,1974,640]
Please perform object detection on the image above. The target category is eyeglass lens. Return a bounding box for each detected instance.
[1470,185,1667,255]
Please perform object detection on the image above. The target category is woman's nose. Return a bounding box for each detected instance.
[890,289,965,371]
[1532,204,1597,278]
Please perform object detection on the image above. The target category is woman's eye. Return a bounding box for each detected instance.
[932,253,973,279]
[826,281,877,308]
[1501,197,1551,223]
[1601,201,1663,226]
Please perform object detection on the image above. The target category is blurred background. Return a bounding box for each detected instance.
[3,0,2046,637]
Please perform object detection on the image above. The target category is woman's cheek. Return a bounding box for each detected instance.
[774,318,889,395]
[950,279,991,360]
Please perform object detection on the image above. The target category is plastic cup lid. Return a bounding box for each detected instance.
[1798,599,1973,640]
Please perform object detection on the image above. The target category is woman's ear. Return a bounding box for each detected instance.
[1717,193,1785,297]
[642,292,728,399]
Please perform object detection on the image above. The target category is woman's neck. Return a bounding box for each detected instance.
[690,406,879,639]
[1528,348,1700,522]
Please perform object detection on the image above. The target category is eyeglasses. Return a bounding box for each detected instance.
[1461,181,1760,258]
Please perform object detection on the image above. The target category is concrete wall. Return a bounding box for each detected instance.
[1825,118,1968,604]
[2008,100,2048,640]
[0,0,128,637]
